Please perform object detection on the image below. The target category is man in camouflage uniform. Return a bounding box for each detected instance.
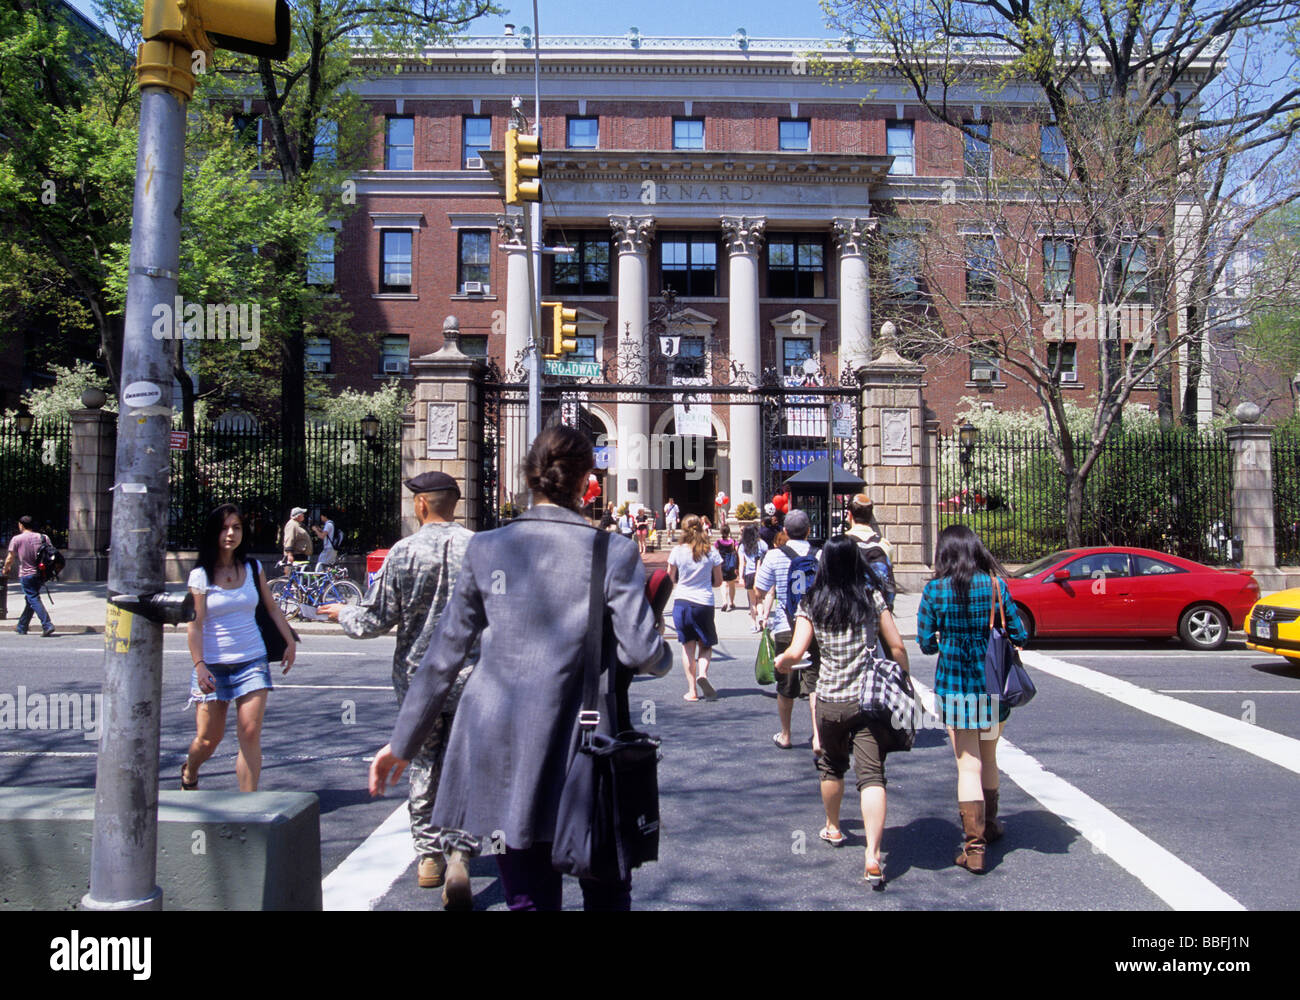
[318,470,478,909]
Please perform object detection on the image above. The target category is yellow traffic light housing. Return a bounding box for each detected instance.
[505,127,541,205]
[542,302,579,359]
[138,0,290,98]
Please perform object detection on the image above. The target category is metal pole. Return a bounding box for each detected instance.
[826,402,834,541]
[524,0,544,459]
[83,84,183,911]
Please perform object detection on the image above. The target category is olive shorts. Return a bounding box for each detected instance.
[814,700,888,791]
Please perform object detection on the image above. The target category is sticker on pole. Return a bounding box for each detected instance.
[170,430,189,451]
[122,381,163,409]
[106,604,133,654]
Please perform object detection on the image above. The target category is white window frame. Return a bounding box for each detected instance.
[886,120,914,176]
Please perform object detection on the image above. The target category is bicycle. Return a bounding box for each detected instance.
[271,561,363,619]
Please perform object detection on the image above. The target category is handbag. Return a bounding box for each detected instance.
[552,530,663,883]
[984,577,1036,708]
[859,645,918,752]
[754,627,776,685]
[249,560,298,663]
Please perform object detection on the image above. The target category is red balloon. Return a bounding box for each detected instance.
[773,493,789,513]
[717,494,730,507]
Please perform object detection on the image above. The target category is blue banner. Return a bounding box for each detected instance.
[774,448,843,472]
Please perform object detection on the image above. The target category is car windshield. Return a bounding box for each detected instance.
[1011,551,1077,578]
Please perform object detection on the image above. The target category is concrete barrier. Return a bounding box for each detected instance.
[0,787,321,910]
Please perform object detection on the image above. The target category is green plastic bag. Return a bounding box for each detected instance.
[754,628,776,685]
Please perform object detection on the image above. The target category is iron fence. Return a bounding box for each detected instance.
[939,428,1235,565]
[0,418,72,549]
[168,421,401,553]
[1275,428,1300,566]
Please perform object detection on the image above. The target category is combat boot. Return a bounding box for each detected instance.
[955,801,987,874]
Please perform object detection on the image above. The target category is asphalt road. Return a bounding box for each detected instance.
[1,626,1297,911]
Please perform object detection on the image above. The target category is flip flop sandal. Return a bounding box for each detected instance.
[819,827,847,847]
[180,764,198,791]
[864,862,886,889]
[683,693,700,702]
[697,677,717,700]
[772,733,793,749]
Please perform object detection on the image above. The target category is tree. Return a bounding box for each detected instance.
[822,0,1300,546]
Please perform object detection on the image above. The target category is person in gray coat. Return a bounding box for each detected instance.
[369,425,672,910]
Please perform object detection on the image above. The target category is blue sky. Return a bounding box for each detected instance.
[63,0,840,40]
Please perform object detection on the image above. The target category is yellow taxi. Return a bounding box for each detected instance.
[1245,589,1300,666]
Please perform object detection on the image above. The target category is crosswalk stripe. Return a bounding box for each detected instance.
[910,677,1245,911]
[321,802,411,911]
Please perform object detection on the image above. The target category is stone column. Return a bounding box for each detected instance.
[497,213,530,506]
[1225,406,1280,589]
[832,217,877,371]
[721,215,766,508]
[610,215,655,511]
[408,316,487,531]
[63,403,117,582]
[857,323,931,591]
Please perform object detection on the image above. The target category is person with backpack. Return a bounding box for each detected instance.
[845,494,897,612]
[739,523,768,632]
[313,511,342,570]
[714,523,740,611]
[754,510,822,752]
[667,514,724,701]
[3,515,58,636]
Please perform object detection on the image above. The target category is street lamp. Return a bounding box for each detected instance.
[958,422,978,511]
[361,412,381,453]
[15,405,33,435]
[1292,372,1300,414]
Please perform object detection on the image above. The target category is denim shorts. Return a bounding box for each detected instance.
[673,600,718,647]
[189,656,273,705]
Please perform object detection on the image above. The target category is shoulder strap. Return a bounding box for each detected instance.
[989,574,1004,630]
[580,530,610,745]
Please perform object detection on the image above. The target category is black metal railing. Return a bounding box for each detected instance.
[168,421,401,553]
[0,417,72,549]
[939,428,1235,565]
[1275,428,1300,566]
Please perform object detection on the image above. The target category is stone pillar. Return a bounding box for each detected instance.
[832,217,877,371]
[408,316,487,531]
[497,213,530,506]
[610,215,655,511]
[856,323,931,591]
[721,215,766,508]
[399,410,418,537]
[63,403,117,582]
[1225,406,1279,588]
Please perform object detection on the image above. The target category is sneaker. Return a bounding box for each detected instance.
[41,626,56,637]
[441,850,473,911]
[417,854,446,888]
[14,629,27,635]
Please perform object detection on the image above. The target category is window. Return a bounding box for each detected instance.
[673,117,704,151]
[572,335,597,364]
[380,335,410,376]
[457,230,491,294]
[459,334,488,357]
[1046,342,1078,383]
[766,234,825,297]
[661,234,717,296]
[1062,552,1131,580]
[1125,343,1156,385]
[551,233,611,295]
[779,119,810,152]
[567,116,598,149]
[1043,239,1073,300]
[1116,243,1149,301]
[233,114,264,167]
[969,344,1000,383]
[886,120,914,175]
[963,121,991,177]
[965,236,997,301]
[672,335,707,378]
[1041,123,1067,174]
[463,116,491,168]
[306,233,335,287]
[313,121,337,166]
[782,337,814,377]
[305,337,331,374]
[380,231,412,293]
[887,235,921,298]
[1135,555,1185,576]
[385,116,414,170]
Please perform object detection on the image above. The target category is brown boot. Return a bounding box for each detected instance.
[984,788,1004,844]
[955,801,987,874]
[441,850,473,911]
[417,854,446,888]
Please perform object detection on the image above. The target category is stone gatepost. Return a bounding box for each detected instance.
[1225,403,1282,591]
[856,323,932,591]
[405,316,486,534]
[63,391,117,582]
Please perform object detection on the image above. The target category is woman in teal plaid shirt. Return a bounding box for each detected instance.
[917,525,1028,875]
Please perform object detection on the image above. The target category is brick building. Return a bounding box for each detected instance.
[322,31,1221,517]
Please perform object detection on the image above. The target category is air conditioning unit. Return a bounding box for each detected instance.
[972,368,995,381]
[383,359,409,375]
[462,281,484,295]
[305,359,325,373]
[1060,370,1078,383]
[466,156,483,169]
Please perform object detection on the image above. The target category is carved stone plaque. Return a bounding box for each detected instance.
[426,402,458,459]
[881,408,912,465]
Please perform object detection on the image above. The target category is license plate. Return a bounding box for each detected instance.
[1255,622,1273,640]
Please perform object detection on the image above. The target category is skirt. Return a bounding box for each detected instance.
[672,600,718,647]
[189,656,273,706]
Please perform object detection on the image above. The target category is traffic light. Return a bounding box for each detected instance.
[542,301,578,359]
[505,127,541,205]
[142,0,291,60]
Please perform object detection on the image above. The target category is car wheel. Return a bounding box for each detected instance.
[1178,604,1228,651]
[1014,603,1035,640]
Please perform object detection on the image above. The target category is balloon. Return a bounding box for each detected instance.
[715,492,729,507]
[773,493,789,513]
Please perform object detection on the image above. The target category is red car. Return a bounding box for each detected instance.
[1004,547,1260,650]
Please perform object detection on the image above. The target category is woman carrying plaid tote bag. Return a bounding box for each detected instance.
[773,536,909,889]
[917,524,1029,875]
